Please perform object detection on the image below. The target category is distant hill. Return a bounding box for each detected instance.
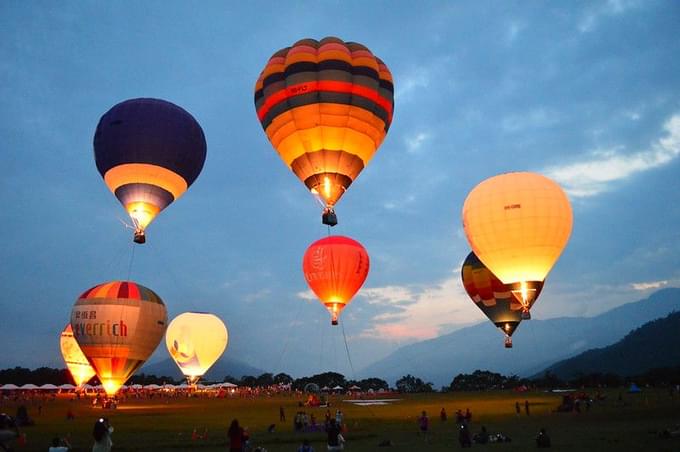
[141,355,264,382]
[359,288,680,387]
[539,311,680,379]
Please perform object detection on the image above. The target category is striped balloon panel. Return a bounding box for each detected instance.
[462,252,544,336]
[255,37,394,206]
[78,281,164,304]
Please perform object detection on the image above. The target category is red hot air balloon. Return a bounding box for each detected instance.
[462,252,543,348]
[303,236,369,325]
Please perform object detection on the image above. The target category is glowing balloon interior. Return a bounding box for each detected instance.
[462,172,572,312]
[165,312,228,384]
[60,324,96,386]
[70,281,167,396]
[303,235,369,325]
[255,37,394,224]
[94,98,207,243]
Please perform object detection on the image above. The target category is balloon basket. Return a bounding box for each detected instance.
[504,337,513,348]
[322,208,338,226]
[521,310,531,320]
[133,229,146,244]
[331,319,338,326]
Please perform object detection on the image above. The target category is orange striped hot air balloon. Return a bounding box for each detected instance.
[303,235,369,325]
[70,281,167,396]
[60,324,96,387]
[255,37,394,225]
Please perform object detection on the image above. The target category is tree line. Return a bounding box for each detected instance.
[2,366,679,390]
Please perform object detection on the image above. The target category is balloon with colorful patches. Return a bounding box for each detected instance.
[94,98,207,243]
[70,281,167,396]
[254,37,394,225]
[461,252,544,348]
[165,312,228,385]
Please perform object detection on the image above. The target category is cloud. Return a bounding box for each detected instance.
[631,280,668,291]
[578,0,641,33]
[296,290,317,302]
[405,131,431,154]
[244,288,271,303]
[355,273,484,342]
[501,108,560,133]
[544,114,680,197]
[395,68,430,102]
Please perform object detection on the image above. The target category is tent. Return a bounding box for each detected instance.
[39,384,58,390]
[349,385,361,391]
[59,384,76,390]
[0,384,19,390]
[628,383,641,393]
[20,384,39,390]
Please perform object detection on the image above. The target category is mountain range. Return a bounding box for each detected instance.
[358,288,680,387]
[541,310,680,379]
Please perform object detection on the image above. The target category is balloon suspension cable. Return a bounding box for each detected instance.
[340,321,380,422]
[126,242,136,282]
[274,295,306,374]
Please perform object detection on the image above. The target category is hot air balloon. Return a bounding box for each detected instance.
[302,235,369,325]
[165,312,228,385]
[60,324,96,387]
[462,252,544,347]
[462,172,572,318]
[254,37,394,226]
[94,98,207,243]
[70,281,167,396]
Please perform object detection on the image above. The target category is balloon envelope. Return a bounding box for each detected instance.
[70,281,167,396]
[165,312,228,384]
[302,235,369,324]
[461,252,543,338]
[93,98,206,240]
[462,172,572,305]
[60,324,96,387]
[255,37,394,208]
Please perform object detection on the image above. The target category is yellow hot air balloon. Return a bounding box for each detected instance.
[165,312,228,385]
[462,172,573,317]
[70,281,167,396]
[60,324,96,387]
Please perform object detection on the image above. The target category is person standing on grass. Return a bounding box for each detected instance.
[525,400,530,416]
[297,438,314,452]
[92,418,113,452]
[326,419,344,451]
[279,406,285,422]
[418,410,429,442]
[515,401,521,416]
[227,419,244,452]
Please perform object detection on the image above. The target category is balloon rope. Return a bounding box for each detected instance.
[341,321,380,422]
[126,242,136,281]
[274,297,305,373]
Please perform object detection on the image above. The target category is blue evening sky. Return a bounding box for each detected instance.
[1,1,679,376]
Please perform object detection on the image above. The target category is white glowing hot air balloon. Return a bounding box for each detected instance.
[165,312,228,385]
[60,324,96,387]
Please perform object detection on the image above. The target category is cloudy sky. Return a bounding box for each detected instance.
[1,1,679,377]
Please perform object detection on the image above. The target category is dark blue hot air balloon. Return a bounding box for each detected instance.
[93,98,206,243]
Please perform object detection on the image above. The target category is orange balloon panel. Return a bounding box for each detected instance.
[60,324,96,387]
[462,172,573,285]
[302,235,369,324]
[70,281,167,396]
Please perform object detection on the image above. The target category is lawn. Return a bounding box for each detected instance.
[1,388,678,451]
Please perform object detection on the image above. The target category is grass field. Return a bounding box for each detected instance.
[1,388,679,451]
